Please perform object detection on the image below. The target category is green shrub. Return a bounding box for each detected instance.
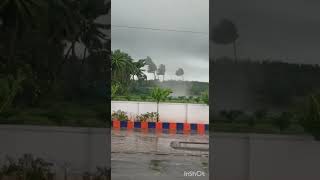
[0,154,53,180]
[112,110,128,121]
[219,110,243,123]
[201,91,209,105]
[300,94,320,140]
[272,112,291,133]
[253,109,268,121]
[125,95,132,101]
[136,112,158,122]
[140,95,147,101]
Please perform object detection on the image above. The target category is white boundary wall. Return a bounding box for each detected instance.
[111,101,209,124]
[0,125,110,176]
[211,133,320,180]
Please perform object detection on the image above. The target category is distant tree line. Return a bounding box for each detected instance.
[111,49,186,96]
[211,57,320,111]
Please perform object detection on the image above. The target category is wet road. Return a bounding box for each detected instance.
[111,129,209,180]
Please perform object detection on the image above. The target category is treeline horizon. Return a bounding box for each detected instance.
[212,57,320,111]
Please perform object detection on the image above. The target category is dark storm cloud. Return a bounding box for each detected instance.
[211,0,320,64]
[112,0,209,82]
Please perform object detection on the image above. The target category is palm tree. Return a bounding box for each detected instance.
[151,87,172,122]
[111,50,133,85]
[111,83,119,99]
[157,64,166,81]
[213,19,239,61]
[0,0,46,68]
[132,59,146,80]
[78,0,110,62]
[145,56,157,80]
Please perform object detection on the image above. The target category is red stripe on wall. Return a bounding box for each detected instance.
[169,122,176,130]
[156,122,162,129]
[127,121,134,129]
[197,124,205,134]
[183,123,191,131]
[141,122,148,129]
[113,120,120,128]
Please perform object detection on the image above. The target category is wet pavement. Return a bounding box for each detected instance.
[111,129,209,180]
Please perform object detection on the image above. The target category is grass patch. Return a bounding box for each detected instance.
[0,101,108,128]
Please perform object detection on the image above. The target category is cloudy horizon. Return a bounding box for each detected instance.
[211,0,320,64]
[111,0,209,82]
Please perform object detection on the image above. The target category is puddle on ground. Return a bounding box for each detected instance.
[149,159,167,175]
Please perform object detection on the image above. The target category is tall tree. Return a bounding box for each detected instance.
[213,19,239,61]
[157,64,166,81]
[144,56,157,80]
[111,49,134,86]
[132,59,147,81]
[0,0,47,69]
[151,87,172,122]
[111,49,147,94]
[175,68,184,80]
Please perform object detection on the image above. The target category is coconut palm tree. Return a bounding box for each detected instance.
[132,59,146,80]
[157,64,166,81]
[111,49,137,94]
[145,56,157,80]
[151,87,172,122]
[0,0,47,68]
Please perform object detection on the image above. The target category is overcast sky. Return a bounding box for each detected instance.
[111,0,209,82]
[211,0,320,64]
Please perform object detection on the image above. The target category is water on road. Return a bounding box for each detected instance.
[111,129,209,180]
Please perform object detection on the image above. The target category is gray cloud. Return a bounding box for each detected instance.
[211,0,320,64]
[111,0,209,82]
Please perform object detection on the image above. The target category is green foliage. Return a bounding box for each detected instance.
[0,154,53,180]
[111,83,120,98]
[111,49,147,94]
[212,109,305,134]
[0,0,111,127]
[213,58,320,110]
[253,109,268,121]
[151,87,172,103]
[272,112,292,133]
[219,110,243,123]
[201,91,209,105]
[140,95,147,101]
[151,87,172,121]
[125,95,131,101]
[136,112,158,122]
[178,96,185,101]
[190,82,209,96]
[300,94,320,140]
[0,68,27,113]
[112,110,128,121]
[145,56,157,80]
